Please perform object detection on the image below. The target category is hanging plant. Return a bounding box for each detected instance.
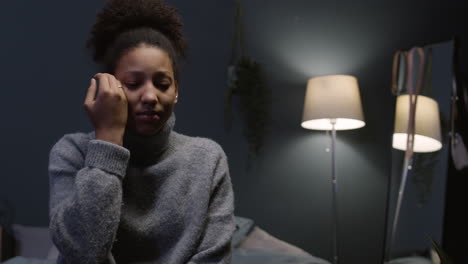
[225,0,271,168]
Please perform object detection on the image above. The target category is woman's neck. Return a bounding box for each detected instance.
[123,112,175,167]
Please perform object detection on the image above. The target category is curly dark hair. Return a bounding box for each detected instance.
[86,0,188,81]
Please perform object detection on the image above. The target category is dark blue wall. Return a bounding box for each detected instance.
[0,1,466,263]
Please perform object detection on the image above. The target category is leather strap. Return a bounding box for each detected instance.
[392,50,401,95]
[405,47,425,161]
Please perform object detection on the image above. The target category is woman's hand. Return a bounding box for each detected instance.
[84,73,128,146]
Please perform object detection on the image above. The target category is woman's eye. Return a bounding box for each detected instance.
[157,83,171,90]
[125,83,139,88]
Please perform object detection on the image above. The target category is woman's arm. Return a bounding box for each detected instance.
[49,135,130,264]
[188,148,235,264]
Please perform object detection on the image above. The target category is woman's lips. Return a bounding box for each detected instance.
[136,113,160,121]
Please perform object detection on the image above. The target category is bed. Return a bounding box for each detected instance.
[0,217,435,264]
[0,216,330,264]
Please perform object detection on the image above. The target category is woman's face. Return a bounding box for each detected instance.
[114,44,178,136]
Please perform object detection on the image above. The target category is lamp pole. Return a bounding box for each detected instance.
[330,118,339,264]
[301,75,365,264]
[385,154,412,263]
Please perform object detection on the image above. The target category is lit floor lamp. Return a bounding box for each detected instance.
[385,94,442,262]
[301,75,365,264]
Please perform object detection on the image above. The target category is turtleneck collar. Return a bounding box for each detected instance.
[123,112,176,167]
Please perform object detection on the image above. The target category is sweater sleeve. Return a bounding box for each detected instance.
[48,135,130,264]
[188,147,235,264]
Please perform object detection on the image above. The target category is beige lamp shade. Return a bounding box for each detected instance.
[301,75,365,130]
[392,94,442,153]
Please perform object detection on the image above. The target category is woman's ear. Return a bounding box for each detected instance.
[174,84,179,104]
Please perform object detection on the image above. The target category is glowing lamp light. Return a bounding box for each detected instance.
[301,75,365,131]
[392,94,442,153]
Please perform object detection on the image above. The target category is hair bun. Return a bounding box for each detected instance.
[87,0,187,62]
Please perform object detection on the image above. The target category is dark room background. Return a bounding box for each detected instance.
[0,1,466,263]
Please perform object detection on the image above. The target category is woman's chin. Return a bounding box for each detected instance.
[126,117,166,137]
[134,125,163,137]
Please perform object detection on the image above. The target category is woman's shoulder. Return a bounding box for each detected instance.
[49,131,95,157]
[170,132,229,179]
[171,131,226,158]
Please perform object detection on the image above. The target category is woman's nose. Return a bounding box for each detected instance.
[141,85,158,105]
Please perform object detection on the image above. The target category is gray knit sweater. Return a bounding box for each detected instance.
[48,113,235,264]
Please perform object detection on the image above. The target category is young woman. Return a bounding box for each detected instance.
[48,0,235,263]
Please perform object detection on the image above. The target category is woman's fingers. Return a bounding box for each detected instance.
[93,73,124,97]
[84,78,97,106]
[109,73,124,93]
[94,73,111,98]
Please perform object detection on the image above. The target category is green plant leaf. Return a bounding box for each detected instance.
[226,0,272,170]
